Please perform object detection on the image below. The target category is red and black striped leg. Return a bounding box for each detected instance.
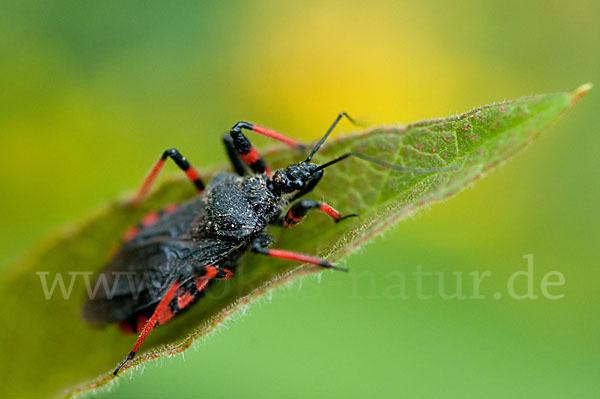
[252,239,348,272]
[121,203,180,243]
[155,266,234,326]
[280,199,358,227]
[232,121,305,149]
[229,123,271,176]
[229,121,305,177]
[223,134,248,176]
[129,149,205,206]
[190,265,234,301]
[113,280,181,376]
[198,265,234,280]
[118,266,234,336]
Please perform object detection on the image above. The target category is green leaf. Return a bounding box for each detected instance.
[0,85,590,398]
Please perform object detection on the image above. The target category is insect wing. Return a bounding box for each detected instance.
[82,237,240,327]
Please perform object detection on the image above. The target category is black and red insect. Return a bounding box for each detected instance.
[82,113,444,375]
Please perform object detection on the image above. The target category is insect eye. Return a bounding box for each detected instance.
[306,163,318,172]
[289,179,304,190]
[286,167,299,178]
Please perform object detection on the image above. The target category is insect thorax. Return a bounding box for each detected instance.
[198,173,285,240]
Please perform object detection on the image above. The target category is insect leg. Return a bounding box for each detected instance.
[129,148,205,206]
[231,121,305,149]
[229,123,273,176]
[252,239,348,272]
[118,266,234,336]
[157,267,234,325]
[121,203,180,243]
[113,280,180,376]
[278,199,358,227]
[198,265,234,280]
[223,134,248,176]
[190,265,234,298]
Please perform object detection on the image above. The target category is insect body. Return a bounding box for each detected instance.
[83,113,366,375]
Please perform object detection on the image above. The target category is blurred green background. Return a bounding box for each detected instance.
[1,0,598,398]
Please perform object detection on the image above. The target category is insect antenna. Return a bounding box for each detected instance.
[306,112,360,162]
[312,152,458,174]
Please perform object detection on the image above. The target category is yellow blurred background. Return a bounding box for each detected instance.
[0,1,598,397]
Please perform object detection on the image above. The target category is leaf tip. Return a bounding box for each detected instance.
[571,82,593,107]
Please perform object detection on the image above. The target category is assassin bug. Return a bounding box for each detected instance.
[82,113,451,376]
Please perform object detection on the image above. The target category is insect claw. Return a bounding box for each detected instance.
[321,261,349,272]
[113,351,136,376]
[329,264,350,273]
[335,213,359,223]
